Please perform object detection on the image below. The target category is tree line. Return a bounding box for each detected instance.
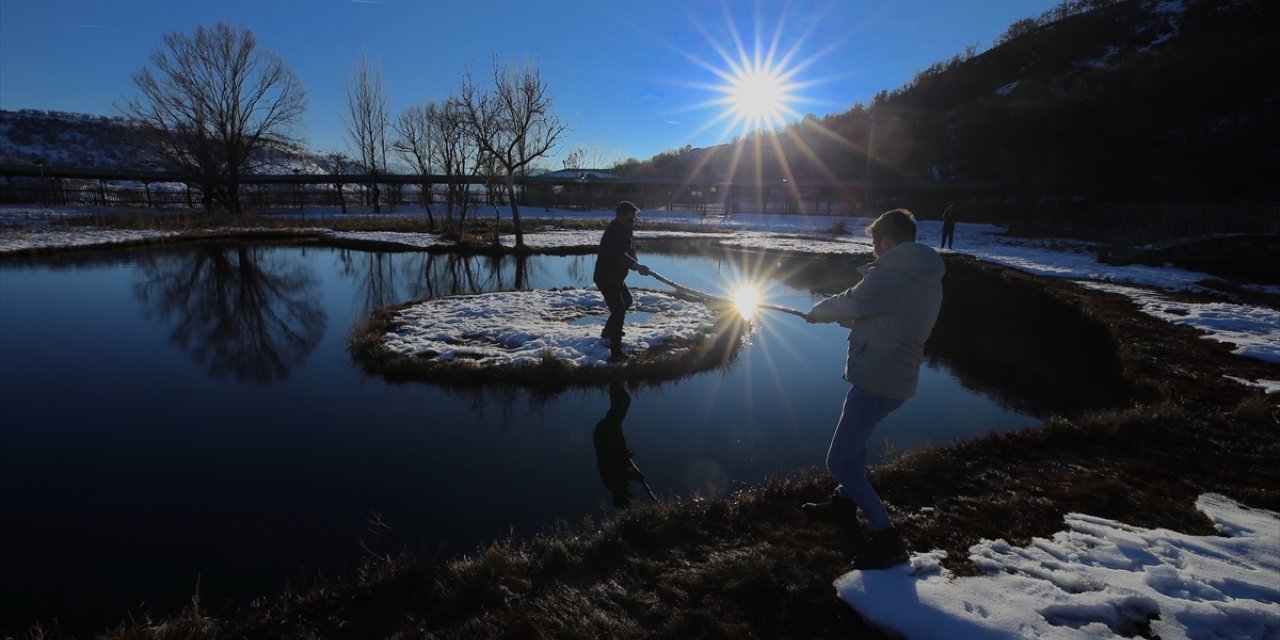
[120,22,568,248]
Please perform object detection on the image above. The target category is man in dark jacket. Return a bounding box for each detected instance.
[594,201,650,362]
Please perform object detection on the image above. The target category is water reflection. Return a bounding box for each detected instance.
[335,251,535,315]
[421,253,532,297]
[927,260,1131,416]
[133,242,326,384]
[714,250,1131,417]
[592,379,657,508]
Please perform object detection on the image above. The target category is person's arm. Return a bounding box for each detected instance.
[806,265,895,323]
[626,236,650,275]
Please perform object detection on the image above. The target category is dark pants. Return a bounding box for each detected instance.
[597,281,632,338]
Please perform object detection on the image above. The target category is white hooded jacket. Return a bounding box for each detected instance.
[807,242,945,400]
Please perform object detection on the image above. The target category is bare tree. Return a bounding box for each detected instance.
[459,57,569,248]
[392,102,437,229]
[321,152,359,214]
[345,52,389,213]
[431,98,480,230]
[121,22,306,214]
[563,143,620,172]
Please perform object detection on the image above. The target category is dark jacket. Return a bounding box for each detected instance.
[593,219,638,285]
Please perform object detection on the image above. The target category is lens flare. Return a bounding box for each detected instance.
[670,5,849,145]
[732,285,761,318]
[724,63,796,134]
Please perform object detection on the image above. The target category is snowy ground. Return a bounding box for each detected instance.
[2,204,1277,638]
[838,494,1279,640]
[381,287,716,366]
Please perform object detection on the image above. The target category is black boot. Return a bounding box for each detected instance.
[801,493,857,520]
[609,335,628,362]
[850,527,909,570]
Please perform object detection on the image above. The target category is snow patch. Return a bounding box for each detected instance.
[837,493,1280,639]
[1080,282,1280,364]
[381,287,717,368]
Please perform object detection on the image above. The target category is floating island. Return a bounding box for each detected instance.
[351,287,751,388]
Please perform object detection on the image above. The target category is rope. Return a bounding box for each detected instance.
[645,270,807,319]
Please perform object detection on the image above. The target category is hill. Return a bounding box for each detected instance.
[620,0,1280,203]
[0,108,330,175]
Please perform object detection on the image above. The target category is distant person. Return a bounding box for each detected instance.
[940,204,957,249]
[594,201,651,362]
[592,379,645,508]
[802,208,945,570]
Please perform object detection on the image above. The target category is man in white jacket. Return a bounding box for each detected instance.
[802,208,945,570]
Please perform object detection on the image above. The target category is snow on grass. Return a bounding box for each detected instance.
[327,230,444,248]
[837,493,1280,640]
[381,287,716,367]
[0,228,178,252]
[503,228,736,250]
[1223,376,1280,395]
[715,231,870,254]
[1082,281,1280,364]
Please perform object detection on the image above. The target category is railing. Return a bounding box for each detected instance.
[1097,204,1279,263]
[0,165,1004,216]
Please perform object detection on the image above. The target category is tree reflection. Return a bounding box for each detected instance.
[336,251,536,315]
[134,243,326,384]
[338,250,432,315]
[418,253,532,297]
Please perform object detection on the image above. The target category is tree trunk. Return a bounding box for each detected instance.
[505,173,523,248]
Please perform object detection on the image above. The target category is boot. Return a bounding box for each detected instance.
[609,335,629,362]
[850,527,909,570]
[801,493,857,520]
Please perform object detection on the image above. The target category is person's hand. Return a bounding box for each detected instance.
[805,311,818,323]
[637,264,651,276]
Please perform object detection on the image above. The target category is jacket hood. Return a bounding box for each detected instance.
[863,241,945,284]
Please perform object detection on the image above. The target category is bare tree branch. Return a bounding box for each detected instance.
[120,22,306,214]
[458,57,570,248]
[344,51,390,212]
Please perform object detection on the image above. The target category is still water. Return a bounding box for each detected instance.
[0,241,1041,633]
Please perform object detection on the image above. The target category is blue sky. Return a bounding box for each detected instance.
[0,0,1061,167]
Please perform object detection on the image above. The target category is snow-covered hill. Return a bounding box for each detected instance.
[0,108,331,174]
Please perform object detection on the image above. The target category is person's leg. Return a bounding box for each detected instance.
[600,283,633,360]
[825,385,904,532]
[600,284,627,338]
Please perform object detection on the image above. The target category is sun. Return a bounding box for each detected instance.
[731,284,762,319]
[726,64,795,133]
[671,6,841,141]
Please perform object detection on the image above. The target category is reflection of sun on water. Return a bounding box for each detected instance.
[732,285,761,318]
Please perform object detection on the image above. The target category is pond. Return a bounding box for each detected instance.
[0,240,1117,634]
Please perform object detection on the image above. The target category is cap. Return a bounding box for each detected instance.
[615,201,640,216]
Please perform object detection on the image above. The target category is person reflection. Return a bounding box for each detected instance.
[592,379,652,508]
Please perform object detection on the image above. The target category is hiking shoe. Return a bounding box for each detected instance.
[609,350,630,363]
[850,527,909,570]
[801,494,857,520]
